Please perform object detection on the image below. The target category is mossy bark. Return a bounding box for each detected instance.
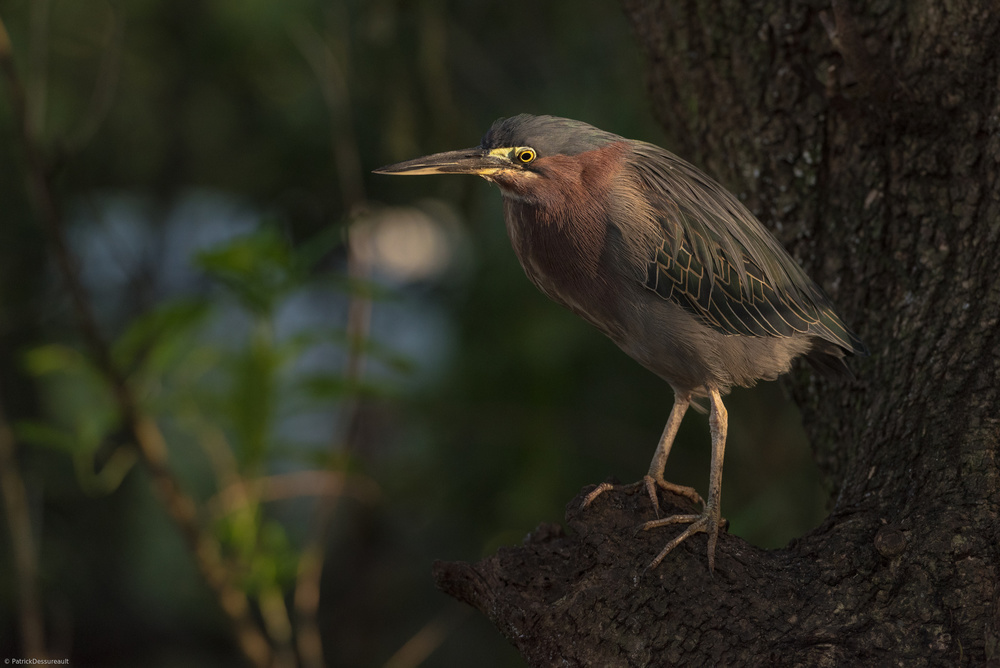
[434,1,1000,664]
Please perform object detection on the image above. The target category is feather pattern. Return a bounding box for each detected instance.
[627,143,868,356]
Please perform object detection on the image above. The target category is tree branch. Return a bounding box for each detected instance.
[0,393,47,658]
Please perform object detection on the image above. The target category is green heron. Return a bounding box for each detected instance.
[374,114,866,571]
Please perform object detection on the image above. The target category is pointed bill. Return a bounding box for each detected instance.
[373,148,513,176]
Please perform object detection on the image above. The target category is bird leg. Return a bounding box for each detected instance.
[642,392,701,514]
[581,392,702,513]
[642,385,727,571]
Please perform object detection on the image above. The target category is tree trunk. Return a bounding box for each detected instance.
[433,1,1000,665]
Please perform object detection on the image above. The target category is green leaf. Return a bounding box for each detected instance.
[22,345,121,453]
[226,331,278,467]
[14,420,80,453]
[195,228,297,314]
[296,373,394,400]
[73,447,137,496]
[113,298,211,370]
[23,344,90,376]
[243,519,297,592]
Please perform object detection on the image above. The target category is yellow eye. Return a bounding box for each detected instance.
[516,148,536,164]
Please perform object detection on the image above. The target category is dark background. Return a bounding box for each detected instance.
[0,1,823,665]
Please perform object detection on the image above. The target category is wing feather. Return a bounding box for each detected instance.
[629,142,867,355]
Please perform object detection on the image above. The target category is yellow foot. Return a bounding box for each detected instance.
[581,475,703,517]
[641,505,722,571]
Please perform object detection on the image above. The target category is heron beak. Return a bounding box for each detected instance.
[373,148,510,176]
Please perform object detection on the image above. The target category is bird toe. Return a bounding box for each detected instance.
[643,506,723,572]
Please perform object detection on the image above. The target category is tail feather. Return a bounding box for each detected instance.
[805,341,856,379]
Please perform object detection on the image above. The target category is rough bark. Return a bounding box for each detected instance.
[434,1,1000,665]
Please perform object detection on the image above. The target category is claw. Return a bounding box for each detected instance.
[642,505,723,571]
[580,482,617,509]
[643,475,661,517]
[645,474,704,507]
[581,476,702,515]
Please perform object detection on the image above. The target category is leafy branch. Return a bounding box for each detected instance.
[0,12,274,667]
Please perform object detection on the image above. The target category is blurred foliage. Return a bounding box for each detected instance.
[0,1,824,666]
